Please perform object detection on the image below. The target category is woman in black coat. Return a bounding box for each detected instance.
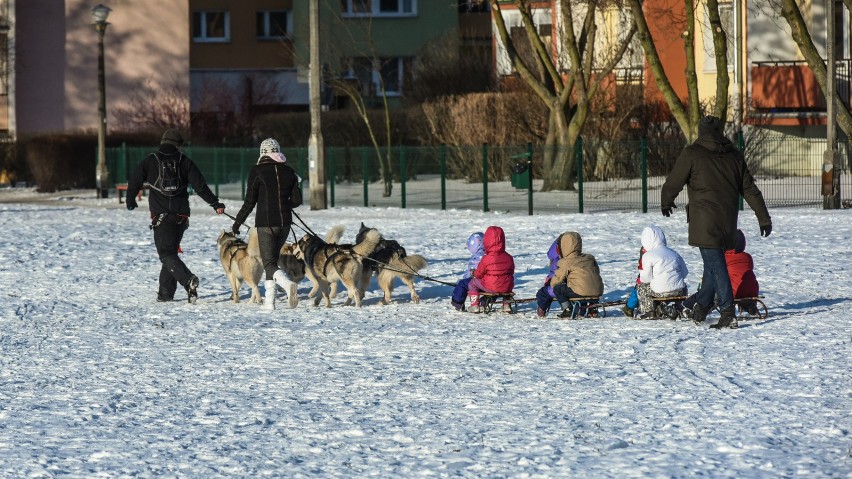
[232,138,300,310]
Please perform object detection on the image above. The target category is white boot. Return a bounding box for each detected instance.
[263,280,276,311]
[274,270,299,309]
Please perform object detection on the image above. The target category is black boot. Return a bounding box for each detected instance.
[691,303,708,325]
[710,306,738,329]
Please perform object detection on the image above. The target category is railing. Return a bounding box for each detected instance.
[105,136,848,213]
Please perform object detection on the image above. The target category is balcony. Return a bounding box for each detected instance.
[749,60,851,123]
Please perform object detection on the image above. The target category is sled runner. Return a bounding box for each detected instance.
[648,295,689,320]
[734,296,768,320]
[558,296,603,319]
[478,293,519,314]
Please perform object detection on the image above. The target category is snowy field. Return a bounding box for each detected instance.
[0,188,850,478]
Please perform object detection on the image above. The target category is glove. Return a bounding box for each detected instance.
[661,204,676,217]
[126,197,137,211]
[212,202,225,214]
[231,223,241,235]
[760,224,772,237]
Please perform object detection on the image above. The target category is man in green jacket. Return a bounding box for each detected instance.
[661,116,772,329]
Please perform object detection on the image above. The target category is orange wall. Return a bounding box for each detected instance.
[643,0,688,117]
[190,0,294,69]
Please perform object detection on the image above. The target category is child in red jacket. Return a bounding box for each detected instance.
[467,225,515,313]
[683,229,760,316]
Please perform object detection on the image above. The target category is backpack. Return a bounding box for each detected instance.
[149,153,183,196]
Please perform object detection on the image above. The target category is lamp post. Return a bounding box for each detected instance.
[91,4,111,199]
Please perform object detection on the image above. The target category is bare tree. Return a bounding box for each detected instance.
[626,0,731,140]
[489,0,638,191]
[112,77,191,133]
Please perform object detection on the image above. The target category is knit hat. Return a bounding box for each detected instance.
[161,129,184,146]
[258,138,287,164]
[698,115,723,136]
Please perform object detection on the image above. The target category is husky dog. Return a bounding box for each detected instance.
[217,228,263,304]
[355,222,428,304]
[294,227,381,307]
[305,225,345,300]
[276,242,306,308]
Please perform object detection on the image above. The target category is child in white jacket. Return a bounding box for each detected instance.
[636,225,688,318]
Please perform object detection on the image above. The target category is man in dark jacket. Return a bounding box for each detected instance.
[126,129,226,303]
[231,138,300,310]
[661,116,772,329]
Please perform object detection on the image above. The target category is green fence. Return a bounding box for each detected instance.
[105,137,850,213]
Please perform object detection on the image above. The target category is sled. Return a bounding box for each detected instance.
[733,296,768,320]
[477,292,519,314]
[558,296,604,319]
[645,295,689,320]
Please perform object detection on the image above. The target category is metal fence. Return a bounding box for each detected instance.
[105,136,850,213]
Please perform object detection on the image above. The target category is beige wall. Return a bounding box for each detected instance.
[16,0,189,135]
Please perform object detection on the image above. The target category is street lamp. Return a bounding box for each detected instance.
[91,4,111,198]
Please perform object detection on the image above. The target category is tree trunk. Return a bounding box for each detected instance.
[542,108,576,191]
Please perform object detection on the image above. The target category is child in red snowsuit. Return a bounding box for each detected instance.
[467,225,515,313]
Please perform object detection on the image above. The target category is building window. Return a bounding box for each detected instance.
[193,11,230,43]
[257,11,291,39]
[702,1,733,72]
[345,57,409,96]
[341,0,416,17]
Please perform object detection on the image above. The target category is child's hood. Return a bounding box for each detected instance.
[483,226,506,254]
[467,232,485,256]
[641,225,666,251]
[558,232,582,256]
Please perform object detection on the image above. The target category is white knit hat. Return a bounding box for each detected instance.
[258,138,287,164]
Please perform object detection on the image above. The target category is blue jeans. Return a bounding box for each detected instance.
[696,247,733,311]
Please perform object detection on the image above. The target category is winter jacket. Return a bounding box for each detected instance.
[233,158,299,229]
[464,232,485,279]
[660,127,771,249]
[639,226,689,294]
[472,226,515,293]
[126,144,222,216]
[550,232,604,297]
[725,229,759,298]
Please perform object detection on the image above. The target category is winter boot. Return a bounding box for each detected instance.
[710,306,738,329]
[536,307,546,318]
[502,300,513,313]
[557,301,575,319]
[468,295,481,313]
[187,276,199,304]
[691,303,708,325]
[274,270,298,309]
[621,305,635,318]
[263,280,276,311]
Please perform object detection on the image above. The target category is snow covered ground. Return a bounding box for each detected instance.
[0,188,849,478]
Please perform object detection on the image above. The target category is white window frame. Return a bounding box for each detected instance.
[702,1,733,73]
[193,11,230,43]
[341,0,417,18]
[257,10,293,40]
[345,57,407,96]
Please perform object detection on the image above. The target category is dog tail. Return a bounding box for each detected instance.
[247,227,262,258]
[325,225,345,244]
[390,254,427,273]
[353,228,381,257]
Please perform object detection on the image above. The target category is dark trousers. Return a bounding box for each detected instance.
[257,225,291,280]
[452,277,472,307]
[153,215,191,300]
[536,286,555,313]
[696,247,733,311]
[552,283,582,305]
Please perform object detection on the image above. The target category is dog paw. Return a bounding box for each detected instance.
[411,295,421,304]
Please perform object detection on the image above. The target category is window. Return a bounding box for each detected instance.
[341,0,416,16]
[344,57,409,96]
[193,11,230,42]
[257,11,291,39]
[702,1,733,72]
